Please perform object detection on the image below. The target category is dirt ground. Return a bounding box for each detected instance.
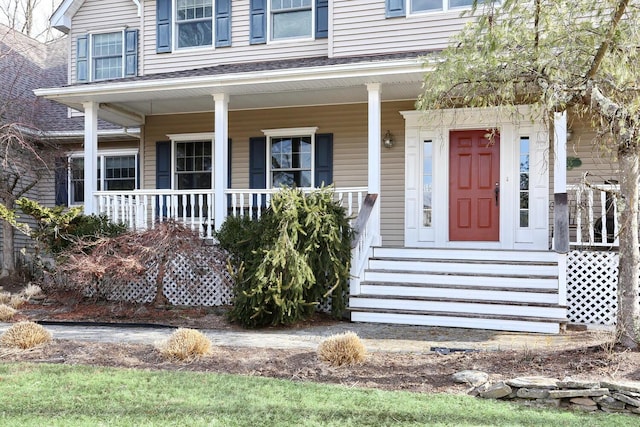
[2,277,640,395]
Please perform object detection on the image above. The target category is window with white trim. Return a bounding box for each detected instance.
[411,0,475,13]
[92,32,123,80]
[264,127,317,188]
[174,140,213,189]
[176,0,213,48]
[271,0,313,40]
[68,150,139,206]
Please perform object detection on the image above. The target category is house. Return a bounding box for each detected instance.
[33,0,622,333]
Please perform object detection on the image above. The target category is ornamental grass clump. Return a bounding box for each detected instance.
[317,332,367,367]
[0,321,52,349]
[21,283,43,301]
[9,295,25,309]
[0,292,10,305]
[159,328,212,361]
[0,304,16,321]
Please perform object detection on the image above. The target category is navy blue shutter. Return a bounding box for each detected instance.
[227,138,232,187]
[249,137,267,189]
[156,141,171,217]
[215,0,232,47]
[55,158,68,206]
[386,0,406,18]
[76,35,88,82]
[124,29,138,77]
[249,0,267,44]
[156,0,172,53]
[315,0,328,39]
[314,133,333,187]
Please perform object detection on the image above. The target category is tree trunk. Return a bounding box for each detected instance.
[616,146,640,349]
[1,219,15,278]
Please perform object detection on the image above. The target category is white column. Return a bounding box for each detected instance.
[83,101,99,215]
[553,111,569,253]
[367,83,382,245]
[213,93,229,231]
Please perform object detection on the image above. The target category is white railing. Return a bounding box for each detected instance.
[225,187,368,220]
[567,184,619,247]
[95,187,368,239]
[349,194,379,296]
[95,189,215,238]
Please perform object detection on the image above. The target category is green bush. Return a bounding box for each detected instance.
[215,187,352,328]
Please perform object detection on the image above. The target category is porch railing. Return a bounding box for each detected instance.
[95,186,368,238]
[567,184,619,247]
[349,194,379,296]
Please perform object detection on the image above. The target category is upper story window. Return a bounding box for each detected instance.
[411,0,474,13]
[176,0,213,48]
[92,32,123,80]
[76,30,138,83]
[271,0,312,40]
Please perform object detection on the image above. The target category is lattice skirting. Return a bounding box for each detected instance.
[567,250,639,325]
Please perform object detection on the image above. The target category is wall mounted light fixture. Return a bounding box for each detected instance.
[383,130,395,148]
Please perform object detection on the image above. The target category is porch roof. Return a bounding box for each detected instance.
[34,51,435,127]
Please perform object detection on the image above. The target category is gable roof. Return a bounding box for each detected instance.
[51,0,140,33]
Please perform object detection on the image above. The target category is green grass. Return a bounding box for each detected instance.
[0,363,636,426]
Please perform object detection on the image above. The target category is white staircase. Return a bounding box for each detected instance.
[349,248,567,334]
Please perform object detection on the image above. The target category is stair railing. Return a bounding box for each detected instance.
[349,193,378,296]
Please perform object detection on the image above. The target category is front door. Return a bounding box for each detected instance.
[449,130,500,241]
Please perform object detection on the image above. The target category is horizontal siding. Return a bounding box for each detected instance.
[142,0,328,75]
[142,100,412,245]
[69,0,140,84]
[332,1,470,57]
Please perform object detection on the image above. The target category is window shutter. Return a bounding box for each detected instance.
[249,137,267,189]
[215,0,232,47]
[315,0,328,39]
[249,0,266,45]
[76,34,88,82]
[156,0,172,53]
[55,158,68,206]
[314,133,333,187]
[227,138,233,187]
[386,0,406,18]
[124,29,138,77]
[156,141,171,189]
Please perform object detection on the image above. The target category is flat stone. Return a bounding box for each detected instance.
[601,407,627,414]
[548,388,609,399]
[479,382,512,399]
[569,397,597,406]
[569,404,598,412]
[594,395,626,410]
[612,393,640,407]
[601,381,640,394]
[631,406,640,415]
[452,370,489,387]
[517,388,550,399]
[506,377,559,389]
[535,398,562,407]
[558,378,600,389]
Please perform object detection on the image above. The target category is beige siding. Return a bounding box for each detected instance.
[332,1,470,57]
[142,101,411,245]
[69,0,140,84]
[142,0,328,75]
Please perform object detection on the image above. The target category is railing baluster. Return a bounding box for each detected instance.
[599,190,607,244]
[587,189,594,244]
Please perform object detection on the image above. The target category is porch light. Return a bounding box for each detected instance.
[383,130,395,148]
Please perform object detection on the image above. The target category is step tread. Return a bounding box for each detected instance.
[351,294,565,308]
[349,307,568,324]
[360,282,560,293]
[365,269,558,280]
[370,257,558,266]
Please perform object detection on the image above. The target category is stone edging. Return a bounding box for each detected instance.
[452,371,640,415]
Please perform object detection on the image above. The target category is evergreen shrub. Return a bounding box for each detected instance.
[215,187,352,328]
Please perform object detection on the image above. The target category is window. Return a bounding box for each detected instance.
[174,140,212,189]
[264,127,317,188]
[67,151,139,206]
[422,140,433,227]
[411,0,475,13]
[92,32,123,80]
[176,0,213,48]
[271,0,312,40]
[519,137,530,228]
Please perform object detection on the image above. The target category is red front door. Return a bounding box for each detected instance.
[449,130,500,241]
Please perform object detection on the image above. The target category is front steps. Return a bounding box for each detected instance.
[349,247,567,334]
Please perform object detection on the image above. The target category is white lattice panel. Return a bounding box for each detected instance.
[567,250,640,325]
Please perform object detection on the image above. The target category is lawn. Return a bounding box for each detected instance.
[0,363,635,426]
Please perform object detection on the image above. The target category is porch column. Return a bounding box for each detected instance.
[83,101,99,215]
[553,111,569,253]
[367,83,382,245]
[213,93,229,231]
